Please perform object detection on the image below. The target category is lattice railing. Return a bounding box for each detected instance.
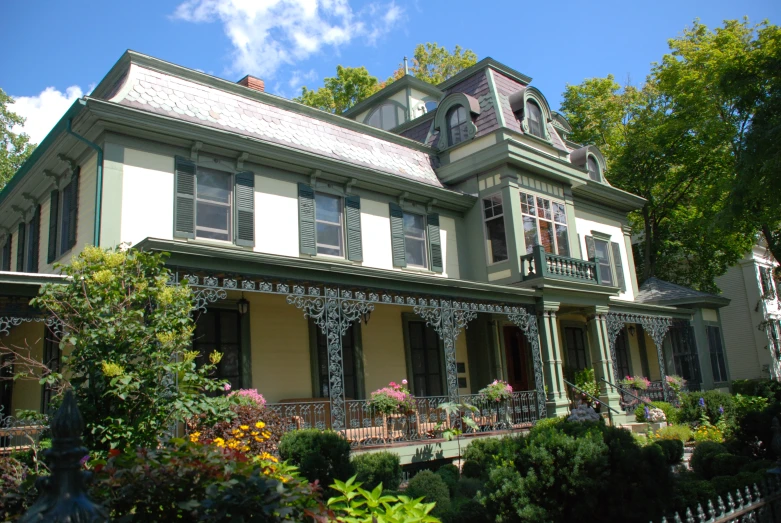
[0,412,49,453]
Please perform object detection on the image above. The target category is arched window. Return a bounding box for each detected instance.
[447,106,469,146]
[424,100,438,113]
[365,103,403,131]
[526,100,544,138]
[587,156,600,182]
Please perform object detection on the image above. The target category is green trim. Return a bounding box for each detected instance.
[100,143,124,248]
[91,51,434,154]
[516,87,552,143]
[83,98,476,212]
[65,118,103,247]
[485,69,506,129]
[362,99,407,129]
[342,75,442,119]
[433,93,481,151]
[0,100,85,207]
[436,58,532,91]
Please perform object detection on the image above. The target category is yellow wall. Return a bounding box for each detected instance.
[4,322,45,414]
[645,331,661,380]
[627,330,644,378]
[361,306,410,393]
[248,294,312,403]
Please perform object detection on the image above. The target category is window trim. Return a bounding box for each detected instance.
[314,191,345,258]
[509,87,552,143]
[433,93,480,150]
[402,210,428,269]
[194,166,234,243]
[446,105,470,147]
[363,100,407,131]
[587,154,601,182]
[482,193,509,265]
[519,191,569,257]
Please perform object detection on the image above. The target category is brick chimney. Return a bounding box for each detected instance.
[237,75,265,92]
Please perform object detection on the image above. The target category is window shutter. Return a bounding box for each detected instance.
[29,205,40,273]
[611,241,626,292]
[47,190,59,263]
[67,168,80,250]
[174,157,196,239]
[427,213,443,273]
[345,195,363,262]
[389,203,406,268]
[234,171,255,247]
[1,234,10,271]
[298,183,316,255]
[585,235,596,261]
[16,222,26,271]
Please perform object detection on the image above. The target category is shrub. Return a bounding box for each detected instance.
[709,453,750,478]
[690,441,728,479]
[693,424,724,443]
[731,403,781,459]
[191,402,283,459]
[710,471,767,497]
[461,459,482,479]
[436,464,460,495]
[462,437,510,478]
[655,439,684,464]
[444,498,490,523]
[732,378,781,403]
[651,424,692,442]
[327,476,439,522]
[278,429,354,488]
[635,401,680,424]
[351,451,402,491]
[733,394,770,419]
[678,391,735,425]
[669,471,717,517]
[456,477,483,499]
[406,470,451,515]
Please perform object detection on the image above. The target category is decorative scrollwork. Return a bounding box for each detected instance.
[0,316,64,338]
[506,307,547,418]
[605,313,627,383]
[192,288,228,314]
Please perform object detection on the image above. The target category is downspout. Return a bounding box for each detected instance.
[65,114,103,247]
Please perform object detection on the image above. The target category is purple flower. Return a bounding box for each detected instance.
[79,455,89,467]
[698,397,705,408]
[644,406,650,419]
[718,406,724,415]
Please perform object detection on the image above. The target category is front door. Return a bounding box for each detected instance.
[563,326,588,380]
[503,326,532,391]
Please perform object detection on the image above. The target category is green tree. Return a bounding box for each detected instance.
[0,87,35,190]
[29,246,231,451]
[561,20,771,291]
[407,43,478,85]
[295,65,379,114]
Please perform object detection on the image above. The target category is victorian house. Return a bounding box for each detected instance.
[0,51,732,459]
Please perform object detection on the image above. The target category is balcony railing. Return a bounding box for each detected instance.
[268,391,540,449]
[520,245,601,285]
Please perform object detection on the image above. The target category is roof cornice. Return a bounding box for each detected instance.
[437,58,532,91]
[92,51,435,154]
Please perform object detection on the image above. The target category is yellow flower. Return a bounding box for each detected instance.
[214,437,225,448]
[240,425,249,431]
[209,351,223,365]
[189,431,201,443]
[101,361,125,378]
[255,421,265,429]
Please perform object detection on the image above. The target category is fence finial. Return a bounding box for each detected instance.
[19,389,107,522]
[707,499,716,519]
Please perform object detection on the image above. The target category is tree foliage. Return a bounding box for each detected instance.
[561,20,776,291]
[0,87,35,190]
[406,43,478,85]
[294,65,380,114]
[29,246,231,451]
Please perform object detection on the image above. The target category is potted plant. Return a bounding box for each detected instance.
[665,375,686,394]
[574,368,601,411]
[479,379,513,428]
[620,375,651,391]
[369,380,415,437]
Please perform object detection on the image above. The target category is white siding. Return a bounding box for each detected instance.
[574,216,634,301]
[254,175,299,257]
[120,148,174,246]
[440,214,460,279]
[360,198,394,270]
[715,263,763,380]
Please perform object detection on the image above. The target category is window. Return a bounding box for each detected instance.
[483,194,508,263]
[315,193,344,257]
[365,103,404,131]
[526,100,544,138]
[615,328,631,379]
[59,181,74,252]
[447,106,469,146]
[759,266,776,299]
[670,324,701,389]
[593,238,614,286]
[424,100,438,113]
[195,167,232,241]
[41,336,60,413]
[407,320,443,397]
[520,192,569,256]
[403,212,427,268]
[315,323,361,399]
[564,327,588,375]
[707,326,728,383]
[769,321,781,359]
[1,234,11,271]
[17,208,40,273]
[47,169,80,263]
[193,309,241,391]
[587,156,600,182]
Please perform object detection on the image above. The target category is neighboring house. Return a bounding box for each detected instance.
[0,51,732,458]
[715,241,781,382]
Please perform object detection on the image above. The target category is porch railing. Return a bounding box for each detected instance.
[0,413,49,454]
[268,391,540,449]
[520,245,601,285]
[645,380,688,407]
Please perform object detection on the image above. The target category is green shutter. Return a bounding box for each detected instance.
[298,183,316,255]
[1,234,10,271]
[16,222,25,271]
[389,203,406,267]
[29,206,40,273]
[174,157,196,239]
[67,167,80,250]
[585,235,596,261]
[47,190,58,263]
[234,171,255,247]
[611,241,626,292]
[427,213,443,273]
[345,195,362,262]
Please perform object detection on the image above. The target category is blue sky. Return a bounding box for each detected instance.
[2,0,778,144]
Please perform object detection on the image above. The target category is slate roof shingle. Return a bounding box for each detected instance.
[109,64,443,188]
[635,277,727,304]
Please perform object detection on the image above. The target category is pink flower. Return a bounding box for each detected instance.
[224,383,232,391]
[228,388,266,407]
[402,379,408,385]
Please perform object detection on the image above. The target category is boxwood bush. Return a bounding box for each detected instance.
[405,470,451,516]
[278,429,354,488]
[351,451,401,491]
[655,439,684,464]
[690,441,728,479]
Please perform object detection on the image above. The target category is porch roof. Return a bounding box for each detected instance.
[635,277,730,309]
[0,271,67,298]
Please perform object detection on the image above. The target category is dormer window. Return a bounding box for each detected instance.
[447,106,469,146]
[365,102,404,131]
[526,101,544,138]
[424,100,438,113]
[587,156,601,182]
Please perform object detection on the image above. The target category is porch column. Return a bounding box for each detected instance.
[638,316,673,401]
[536,301,568,417]
[586,307,620,411]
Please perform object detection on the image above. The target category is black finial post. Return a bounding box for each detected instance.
[20,389,107,522]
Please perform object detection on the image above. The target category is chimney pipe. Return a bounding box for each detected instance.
[238,75,265,92]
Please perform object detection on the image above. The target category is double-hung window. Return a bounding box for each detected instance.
[483,194,508,263]
[707,325,728,383]
[403,212,428,269]
[584,234,627,291]
[388,203,443,273]
[1,235,11,271]
[526,101,544,139]
[447,106,470,147]
[17,207,41,272]
[195,167,232,241]
[520,192,569,256]
[315,193,344,257]
[592,238,614,286]
[47,168,80,263]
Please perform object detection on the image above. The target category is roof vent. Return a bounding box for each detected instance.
[237,75,265,93]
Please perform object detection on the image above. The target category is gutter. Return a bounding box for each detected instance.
[65,109,103,247]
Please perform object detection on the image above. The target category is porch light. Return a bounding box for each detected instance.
[237,297,249,315]
[628,325,636,337]
[362,310,372,325]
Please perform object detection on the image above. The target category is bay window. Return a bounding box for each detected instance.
[520,192,569,257]
[483,194,508,263]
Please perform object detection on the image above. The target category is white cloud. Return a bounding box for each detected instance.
[9,86,85,145]
[288,68,318,90]
[172,0,404,79]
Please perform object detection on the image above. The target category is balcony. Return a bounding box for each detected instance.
[520,245,601,285]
